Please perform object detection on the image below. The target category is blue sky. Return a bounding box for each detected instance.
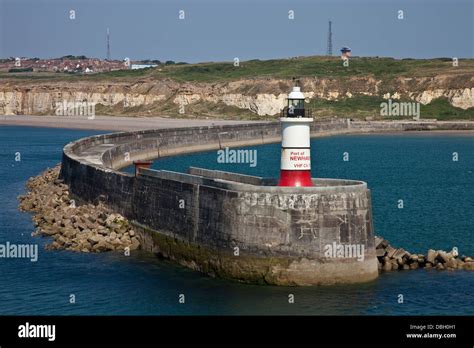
[1,0,472,62]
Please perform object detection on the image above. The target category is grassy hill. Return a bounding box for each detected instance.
[3,56,474,82]
[148,56,474,82]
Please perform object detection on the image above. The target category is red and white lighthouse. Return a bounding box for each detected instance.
[278,86,313,187]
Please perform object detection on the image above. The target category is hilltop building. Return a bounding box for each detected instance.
[340,47,352,60]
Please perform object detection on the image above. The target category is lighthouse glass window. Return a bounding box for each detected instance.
[289,99,304,109]
[288,99,304,117]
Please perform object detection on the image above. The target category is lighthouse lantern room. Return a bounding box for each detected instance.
[278,86,313,187]
[287,86,306,117]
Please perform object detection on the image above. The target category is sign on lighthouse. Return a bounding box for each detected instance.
[278,86,313,187]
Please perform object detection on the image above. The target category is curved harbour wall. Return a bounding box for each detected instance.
[60,119,474,285]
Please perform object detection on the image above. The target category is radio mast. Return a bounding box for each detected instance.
[106,28,111,61]
[327,20,333,56]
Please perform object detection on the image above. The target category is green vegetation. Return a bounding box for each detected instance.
[90,68,152,79]
[8,67,34,73]
[94,98,263,120]
[61,55,88,60]
[141,59,162,65]
[420,98,474,120]
[2,55,473,83]
[148,56,473,82]
[308,95,381,118]
[307,96,473,120]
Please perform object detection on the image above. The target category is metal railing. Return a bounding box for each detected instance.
[280,107,313,118]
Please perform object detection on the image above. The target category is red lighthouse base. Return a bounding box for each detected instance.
[278,170,313,187]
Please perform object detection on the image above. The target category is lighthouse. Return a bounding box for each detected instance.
[278,86,313,187]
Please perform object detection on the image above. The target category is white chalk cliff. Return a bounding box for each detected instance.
[0,76,472,116]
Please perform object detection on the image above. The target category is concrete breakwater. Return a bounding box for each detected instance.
[20,166,474,273]
[56,119,474,285]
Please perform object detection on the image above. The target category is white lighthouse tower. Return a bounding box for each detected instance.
[278,86,313,187]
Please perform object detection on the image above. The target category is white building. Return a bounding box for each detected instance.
[131,64,158,70]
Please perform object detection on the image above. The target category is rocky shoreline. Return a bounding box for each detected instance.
[375,237,474,271]
[18,165,140,253]
[18,166,473,272]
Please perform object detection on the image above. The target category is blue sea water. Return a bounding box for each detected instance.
[0,125,473,315]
